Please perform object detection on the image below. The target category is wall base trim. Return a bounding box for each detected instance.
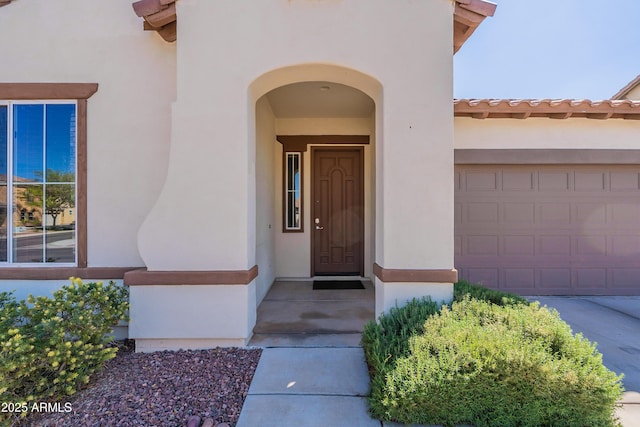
[0,267,141,281]
[124,265,259,286]
[373,263,458,283]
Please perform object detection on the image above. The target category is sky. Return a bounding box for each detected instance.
[454,0,640,100]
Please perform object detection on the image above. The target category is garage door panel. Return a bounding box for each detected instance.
[455,165,640,295]
[539,171,570,191]
[610,172,640,191]
[575,235,606,255]
[575,203,606,224]
[575,269,607,288]
[611,269,640,287]
[609,235,640,256]
[609,204,640,224]
[539,269,571,289]
[502,171,534,190]
[574,172,606,191]
[467,235,498,255]
[539,204,571,224]
[466,268,499,288]
[467,203,499,223]
[466,171,498,191]
[504,235,534,256]
[503,203,535,223]
[539,235,571,256]
[504,269,535,290]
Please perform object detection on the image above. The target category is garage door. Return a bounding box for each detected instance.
[455,165,640,295]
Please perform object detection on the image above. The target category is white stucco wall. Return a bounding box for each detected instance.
[138,0,456,274]
[0,0,176,268]
[255,97,277,302]
[455,118,640,149]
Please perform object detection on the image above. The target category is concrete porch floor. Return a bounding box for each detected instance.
[249,279,375,347]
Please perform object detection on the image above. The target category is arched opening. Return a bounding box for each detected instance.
[249,64,382,342]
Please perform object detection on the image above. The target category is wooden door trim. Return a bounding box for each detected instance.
[310,146,365,276]
[277,135,369,152]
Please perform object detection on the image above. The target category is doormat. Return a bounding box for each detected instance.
[313,280,365,290]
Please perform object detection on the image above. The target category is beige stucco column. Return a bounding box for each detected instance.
[131,0,458,350]
[372,12,457,315]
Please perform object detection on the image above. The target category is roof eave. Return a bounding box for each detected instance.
[454,0,497,54]
[129,0,497,49]
[611,75,640,100]
[454,99,640,120]
[132,0,177,43]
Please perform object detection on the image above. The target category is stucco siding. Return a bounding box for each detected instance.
[0,0,176,268]
[455,117,640,150]
[137,0,456,275]
[255,97,277,302]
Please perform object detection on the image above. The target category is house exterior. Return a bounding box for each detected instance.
[0,0,638,351]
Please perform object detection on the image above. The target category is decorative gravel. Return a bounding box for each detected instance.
[24,342,262,427]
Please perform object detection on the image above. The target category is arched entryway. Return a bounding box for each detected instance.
[249,65,381,341]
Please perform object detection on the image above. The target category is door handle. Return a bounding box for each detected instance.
[315,225,324,230]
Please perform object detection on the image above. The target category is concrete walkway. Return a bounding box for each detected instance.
[238,283,640,426]
[236,347,378,427]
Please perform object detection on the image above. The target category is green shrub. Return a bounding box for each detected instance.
[0,278,129,425]
[369,298,623,427]
[454,280,529,306]
[363,282,529,379]
[362,297,439,378]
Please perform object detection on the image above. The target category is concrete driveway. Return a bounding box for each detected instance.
[530,296,640,426]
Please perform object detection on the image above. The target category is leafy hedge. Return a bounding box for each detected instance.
[362,283,624,427]
[454,280,529,306]
[0,279,129,425]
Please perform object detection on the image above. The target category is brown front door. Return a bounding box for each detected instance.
[312,147,364,276]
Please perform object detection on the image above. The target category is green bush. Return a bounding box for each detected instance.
[362,297,439,379]
[363,282,529,379]
[454,280,529,306]
[367,298,623,427]
[0,278,129,425]
[363,283,623,426]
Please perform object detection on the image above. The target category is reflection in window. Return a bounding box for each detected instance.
[0,105,6,262]
[0,102,77,264]
[284,152,302,231]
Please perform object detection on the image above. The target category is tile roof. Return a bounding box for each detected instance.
[130,0,496,50]
[454,0,497,53]
[132,0,176,43]
[454,99,640,120]
[0,1,13,7]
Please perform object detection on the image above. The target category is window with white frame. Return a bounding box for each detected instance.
[0,101,77,264]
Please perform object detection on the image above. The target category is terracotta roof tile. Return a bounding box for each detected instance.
[455,99,640,120]
[454,0,497,53]
[132,0,176,42]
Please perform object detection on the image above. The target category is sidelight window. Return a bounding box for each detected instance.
[284,152,303,232]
